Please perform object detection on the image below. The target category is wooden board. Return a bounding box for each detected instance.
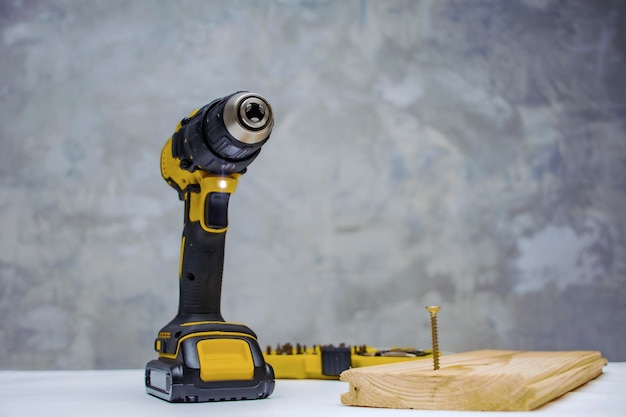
[340,350,607,411]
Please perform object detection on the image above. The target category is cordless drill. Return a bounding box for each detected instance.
[145,92,275,402]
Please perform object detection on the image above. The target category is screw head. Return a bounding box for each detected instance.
[426,305,440,314]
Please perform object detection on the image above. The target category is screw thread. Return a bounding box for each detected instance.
[430,314,440,370]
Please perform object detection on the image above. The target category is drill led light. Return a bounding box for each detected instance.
[218,179,228,189]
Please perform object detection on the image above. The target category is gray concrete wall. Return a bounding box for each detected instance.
[1,0,624,369]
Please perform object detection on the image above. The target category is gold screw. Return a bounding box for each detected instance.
[426,306,441,370]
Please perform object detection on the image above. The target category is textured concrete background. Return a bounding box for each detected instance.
[1,0,625,370]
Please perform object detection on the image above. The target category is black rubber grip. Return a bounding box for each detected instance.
[178,218,226,319]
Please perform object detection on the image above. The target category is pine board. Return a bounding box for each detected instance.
[340,350,607,411]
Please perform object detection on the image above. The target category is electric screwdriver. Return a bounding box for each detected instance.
[145,91,275,403]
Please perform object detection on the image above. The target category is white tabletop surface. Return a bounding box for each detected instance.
[1,363,625,417]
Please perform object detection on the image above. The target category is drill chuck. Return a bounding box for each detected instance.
[172,91,273,175]
[223,93,273,143]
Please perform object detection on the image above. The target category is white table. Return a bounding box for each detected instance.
[1,363,625,417]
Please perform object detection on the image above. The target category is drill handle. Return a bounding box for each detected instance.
[177,177,236,320]
[178,215,227,319]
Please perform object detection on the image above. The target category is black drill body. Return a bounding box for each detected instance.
[145,92,275,403]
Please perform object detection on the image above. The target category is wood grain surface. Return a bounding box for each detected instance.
[340,350,607,411]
